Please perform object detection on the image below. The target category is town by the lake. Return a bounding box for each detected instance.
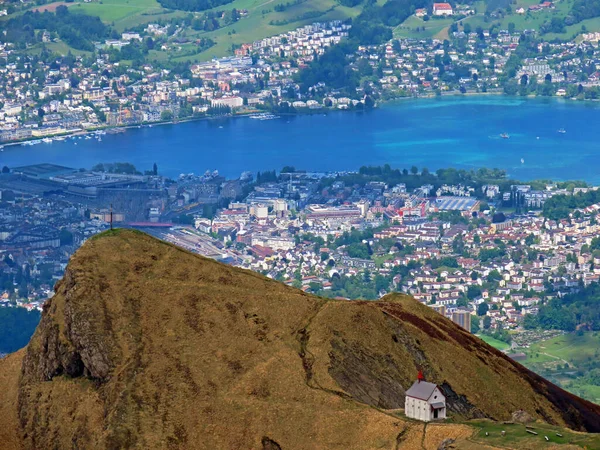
[4,6,600,143]
[4,0,600,404]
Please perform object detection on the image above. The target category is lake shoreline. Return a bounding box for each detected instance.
[3,95,600,182]
[4,92,599,151]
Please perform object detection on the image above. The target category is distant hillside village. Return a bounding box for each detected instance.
[4,5,600,143]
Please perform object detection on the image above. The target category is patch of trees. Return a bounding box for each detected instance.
[0,308,41,354]
[349,7,393,46]
[332,228,376,248]
[350,0,429,45]
[346,242,372,259]
[91,162,140,174]
[256,170,278,184]
[191,9,240,32]
[296,0,429,87]
[0,6,109,51]
[571,0,600,24]
[524,282,600,331]
[481,326,512,344]
[157,0,234,12]
[542,189,600,220]
[198,38,216,52]
[319,165,510,197]
[296,42,360,91]
[319,270,390,299]
[540,17,566,34]
[274,0,306,12]
[478,245,506,262]
[106,40,150,64]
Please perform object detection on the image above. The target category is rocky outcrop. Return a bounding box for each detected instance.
[20,268,114,384]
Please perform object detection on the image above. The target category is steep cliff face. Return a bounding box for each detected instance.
[2,229,600,449]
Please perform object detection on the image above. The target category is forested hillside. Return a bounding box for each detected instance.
[571,0,600,23]
[0,6,110,51]
[525,282,600,331]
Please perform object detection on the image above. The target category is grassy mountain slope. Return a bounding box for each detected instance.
[2,229,600,449]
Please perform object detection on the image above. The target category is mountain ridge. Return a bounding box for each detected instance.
[1,228,599,449]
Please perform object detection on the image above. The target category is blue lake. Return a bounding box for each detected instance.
[2,96,598,181]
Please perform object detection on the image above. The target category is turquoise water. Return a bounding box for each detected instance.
[2,96,599,181]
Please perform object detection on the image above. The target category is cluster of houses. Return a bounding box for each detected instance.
[153,171,597,337]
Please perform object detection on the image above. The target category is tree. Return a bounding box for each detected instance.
[410,165,419,175]
[467,285,482,300]
[59,229,74,246]
[477,302,489,316]
[161,110,173,121]
[492,212,506,223]
[520,74,528,86]
[1,166,9,174]
[471,317,481,334]
[483,315,492,330]
[153,163,158,176]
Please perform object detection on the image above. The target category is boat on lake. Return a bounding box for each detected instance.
[249,113,280,120]
[558,128,566,134]
[500,133,510,139]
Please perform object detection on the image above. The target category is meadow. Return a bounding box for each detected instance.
[467,420,600,448]
[393,15,454,40]
[521,332,600,405]
[394,0,598,43]
[476,333,511,351]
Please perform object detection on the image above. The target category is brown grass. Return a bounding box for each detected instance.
[2,229,600,449]
[0,351,23,450]
[31,2,70,12]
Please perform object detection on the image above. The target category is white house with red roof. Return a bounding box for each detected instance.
[404,373,446,421]
[433,2,453,15]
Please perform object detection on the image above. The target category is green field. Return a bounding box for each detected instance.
[394,15,454,39]
[69,0,164,23]
[520,332,600,404]
[476,334,511,351]
[468,420,600,448]
[26,41,92,57]
[525,332,600,364]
